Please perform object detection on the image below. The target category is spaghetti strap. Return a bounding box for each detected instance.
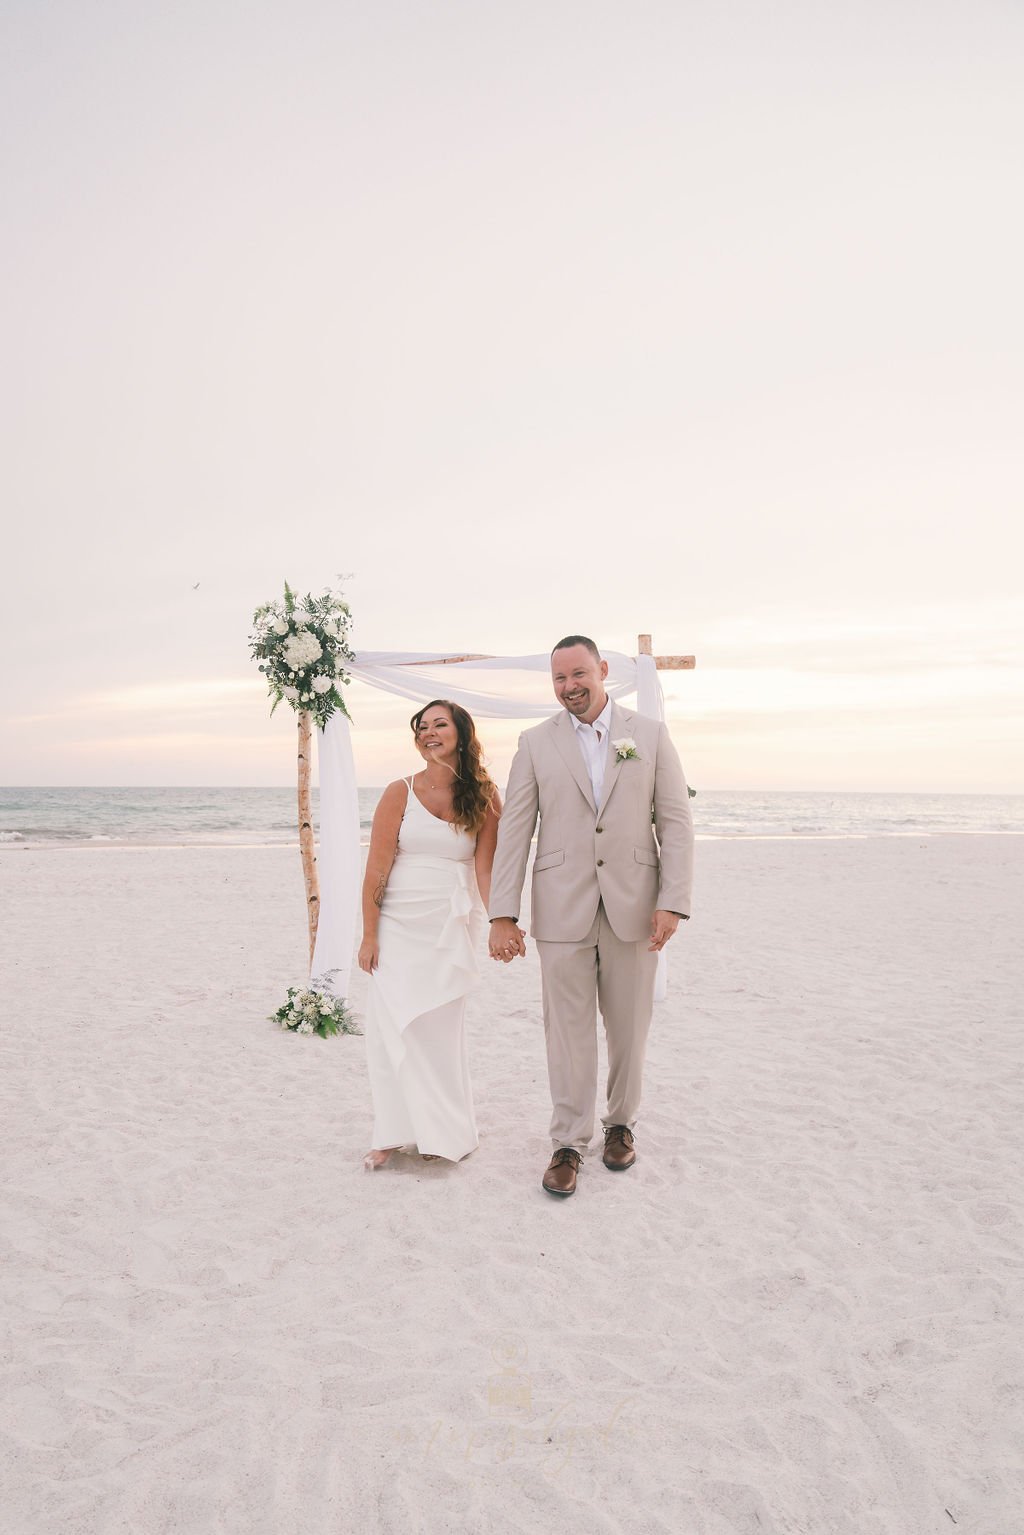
[402,775,424,818]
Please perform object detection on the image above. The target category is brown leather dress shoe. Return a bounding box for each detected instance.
[542,1147,581,1197]
[602,1125,636,1171]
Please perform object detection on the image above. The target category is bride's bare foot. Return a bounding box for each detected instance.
[363,1148,395,1171]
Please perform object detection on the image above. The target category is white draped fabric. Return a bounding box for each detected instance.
[635,653,669,1002]
[309,713,361,999]
[311,650,673,1004]
[346,650,641,718]
[635,652,665,722]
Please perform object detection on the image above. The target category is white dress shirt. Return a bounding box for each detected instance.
[569,695,612,806]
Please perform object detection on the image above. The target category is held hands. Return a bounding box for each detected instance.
[648,909,681,952]
[488,913,676,958]
[488,917,527,963]
[357,938,380,974]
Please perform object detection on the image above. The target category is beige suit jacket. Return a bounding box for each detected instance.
[488,701,694,943]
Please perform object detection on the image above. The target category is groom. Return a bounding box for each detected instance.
[488,636,694,1197]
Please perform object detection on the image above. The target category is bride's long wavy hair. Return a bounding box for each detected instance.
[410,699,497,836]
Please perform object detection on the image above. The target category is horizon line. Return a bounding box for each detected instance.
[1,784,1021,798]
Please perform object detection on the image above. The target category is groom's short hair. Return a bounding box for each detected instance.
[551,634,601,661]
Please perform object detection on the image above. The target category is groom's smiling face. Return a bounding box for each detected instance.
[551,644,609,724]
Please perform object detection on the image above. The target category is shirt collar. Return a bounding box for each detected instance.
[569,695,613,737]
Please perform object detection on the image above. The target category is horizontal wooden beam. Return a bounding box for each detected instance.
[397,654,493,665]
[396,649,696,670]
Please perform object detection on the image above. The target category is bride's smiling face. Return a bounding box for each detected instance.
[414,707,459,766]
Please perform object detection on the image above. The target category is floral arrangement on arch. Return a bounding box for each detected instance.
[249,581,354,730]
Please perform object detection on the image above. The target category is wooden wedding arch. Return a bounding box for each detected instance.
[295,636,695,962]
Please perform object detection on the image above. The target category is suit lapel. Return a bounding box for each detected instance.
[597,702,635,816]
[552,710,597,812]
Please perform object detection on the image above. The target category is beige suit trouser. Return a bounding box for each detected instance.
[536,899,658,1156]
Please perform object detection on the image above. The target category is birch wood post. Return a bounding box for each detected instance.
[296,709,320,966]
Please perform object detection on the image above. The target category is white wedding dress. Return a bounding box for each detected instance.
[364,778,484,1161]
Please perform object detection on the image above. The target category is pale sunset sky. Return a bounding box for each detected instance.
[3,1,1021,792]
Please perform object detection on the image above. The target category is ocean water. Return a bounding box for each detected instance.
[1,786,1022,848]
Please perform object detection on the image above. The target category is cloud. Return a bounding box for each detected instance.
[3,607,1022,790]
[5,677,261,729]
[698,599,1024,673]
[85,678,259,714]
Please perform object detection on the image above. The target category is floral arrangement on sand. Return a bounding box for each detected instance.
[270,973,360,1038]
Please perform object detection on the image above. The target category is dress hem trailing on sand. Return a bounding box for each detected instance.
[364,782,483,1162]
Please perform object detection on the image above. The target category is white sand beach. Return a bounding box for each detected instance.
[1,834,1021,1534]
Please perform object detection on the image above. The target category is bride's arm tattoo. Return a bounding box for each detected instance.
[372,873,388,908]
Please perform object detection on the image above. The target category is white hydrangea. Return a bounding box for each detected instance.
[272,617,289,636]
[311,675,333,694]
[282,685,299,701]
[283,631,322,669]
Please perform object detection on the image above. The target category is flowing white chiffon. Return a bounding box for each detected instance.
[364,780,484,1161]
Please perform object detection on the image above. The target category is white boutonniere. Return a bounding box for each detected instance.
[613,738,639,762]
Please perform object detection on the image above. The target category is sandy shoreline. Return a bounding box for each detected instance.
[4,827,1021,855]
[2,836,1021,1532]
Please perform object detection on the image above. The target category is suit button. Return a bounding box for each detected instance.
[595,826,603,834]
[596,858,604,867]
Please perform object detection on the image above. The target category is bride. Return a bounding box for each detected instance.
[359,699,511,1168]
